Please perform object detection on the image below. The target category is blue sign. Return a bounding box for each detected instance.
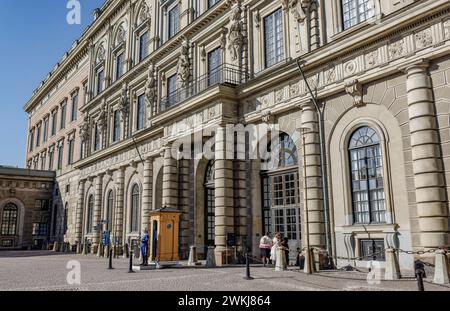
[102,231,110,246]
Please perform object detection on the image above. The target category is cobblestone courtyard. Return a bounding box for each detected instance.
[0,251,449,291]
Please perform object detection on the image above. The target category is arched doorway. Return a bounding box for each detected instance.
[204,161,215,253]
[261,132,301,262]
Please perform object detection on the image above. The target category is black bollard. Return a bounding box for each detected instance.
[244,252,253,280]
[129,250,135,273]
[108,249,114,270]
[415,261,425,292]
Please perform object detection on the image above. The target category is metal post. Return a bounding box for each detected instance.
[244,252,253,280]
[129,250,134,273]
[415,261,425,291]
[301,130,313,275]
[108,249,113,270]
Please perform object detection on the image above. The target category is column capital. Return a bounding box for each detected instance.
[399,58,430,74]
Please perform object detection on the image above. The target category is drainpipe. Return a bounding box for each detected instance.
[295,59,332,257]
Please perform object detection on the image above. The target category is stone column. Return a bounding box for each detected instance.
[309,1,320,50]
[141,157,154,232]
[115,166,126,247]
[75,179,86,252]
[405,61,450,250]
[162,145,178,209]
[300,104,326,249]
[92,174,104,253]
[214,126,234,265]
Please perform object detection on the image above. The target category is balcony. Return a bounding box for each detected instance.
[159,64,249,113]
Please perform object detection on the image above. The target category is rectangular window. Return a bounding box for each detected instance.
[342,0,375,30]
[35,200,50,211]
[96,69,105,95]
[48,149,54,170]
[167,74,177,107]
[262,174,271,234]
[36,126,41,147]
[32,223,48,236]
[94,124,101,151]
[360,239,385,261]
[115,52,125,80]
[113,111,121,142]
[208,0,220,8]
[51,111,57,136]
[29,131,34,152]
[60,104,66,130]
[68,138,75,165]
[43,119,49,142]
[168,5,180,39]
[264,9,284,68]
[40,154,46,170]
[57,145,64,170]
[71,94,78,122]
[136,94,146,131]
[208,47,222,86]
[139,32,149,62]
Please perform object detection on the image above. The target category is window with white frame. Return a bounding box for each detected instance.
[168,5,180,39]
[51,110,58,136]
[130,184,140,233]
[264,8,284,68]
[67,137,75,165]
[43,118,49,142]
[208,47,222,86]
[113,110,121,142]
[60,103,67,130]
[167,74,177,107]
[36,124,41,147]
[95,68,105,95]
[1,203,19,236]
[94,124,101,151]
[341,0,375,30]
[136,94,146,131]
[348,126,386,224]
[48,147,54,170]
[57,144,64,170]
[71,93,78,122]
[115,52,125,80]
[138,31,149,62]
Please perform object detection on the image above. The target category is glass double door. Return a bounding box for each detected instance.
[271,207,301,263]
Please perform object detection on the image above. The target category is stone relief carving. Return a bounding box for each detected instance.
[227,1,244,62]
[388,39,406,60]
[345,79,364,107]
[344,59,358,77]
[254,10,261,29]
[116,26,126,46]
[200,46,207,62]
[79,114,90,142]
[138,3,150,25]
[177,37,191,88]
[415,29,433,49]
[145,63,156,109]
[119,83,129,120]
[444,20,450,39]
[280,0,311,23]
[365,50,379,68]
[220,27,228,50]
[96,100,108,133]
[275,89,284,102]
[96,44,106,63]
[326,66,336,84]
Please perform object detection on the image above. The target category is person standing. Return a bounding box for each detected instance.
[140,230,149,266]
[259,232,272,267]
[281,237,290,266]
[270,233,281,264]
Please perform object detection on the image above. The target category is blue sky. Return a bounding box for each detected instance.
[0,0,104,167]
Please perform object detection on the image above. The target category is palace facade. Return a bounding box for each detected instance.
[21,0,450,272]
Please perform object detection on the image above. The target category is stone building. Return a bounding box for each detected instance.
[24,0,450,272]
[0,166,55,249]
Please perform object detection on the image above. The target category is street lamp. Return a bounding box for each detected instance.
[300,126,314,274]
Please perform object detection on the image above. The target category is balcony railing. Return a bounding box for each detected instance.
[160,64,249,113]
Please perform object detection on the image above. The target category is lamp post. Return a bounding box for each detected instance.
[300,127,314,274]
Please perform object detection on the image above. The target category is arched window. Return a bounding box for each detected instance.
[349,127,386,224]
[261,133,300,243]
[86,195,94,234]
[265,133,298,170]
[1,203,18,235]
[204,161,215,248]
[107,190,114,231]
[131,184,140,233]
